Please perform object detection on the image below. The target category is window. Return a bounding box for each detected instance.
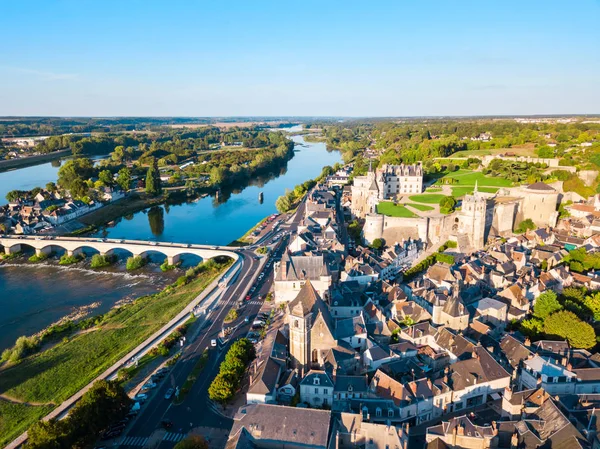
[323,388,328,394]
[315,388,319,394]
[388,409,394,417]
[376,408,382,417]
[294,320,299,328]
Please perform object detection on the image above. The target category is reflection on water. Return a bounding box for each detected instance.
[93,134,341,244]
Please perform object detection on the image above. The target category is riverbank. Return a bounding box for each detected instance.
[0,257,232,447]
[0,149,71,173]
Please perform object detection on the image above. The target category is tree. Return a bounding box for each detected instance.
[208,372,236,403]
[534,290,563,320]
[116,167,131,191]
[515,218,536,234]
[45,182,57,192]
[275,194,291,213]
[145,157,162,196]
[439,195,457,214]
[371,238,384,250]
[210,166,229,185]
[174,436,209,449]
[544,310,597,349]
[98,169,114,186]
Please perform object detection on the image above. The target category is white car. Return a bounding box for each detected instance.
[211,339,217,347]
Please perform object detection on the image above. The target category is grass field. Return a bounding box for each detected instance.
[432,169,513,188]
[377,202,417,218]
[0,401,54,447]
[451,186,499,197]
[0,261,230,445]
[407,203,434,211]
[409,194,447,204]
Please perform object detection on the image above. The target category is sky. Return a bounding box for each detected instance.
[1,0,599,117]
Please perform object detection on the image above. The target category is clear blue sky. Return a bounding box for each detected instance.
[1,0,599,117]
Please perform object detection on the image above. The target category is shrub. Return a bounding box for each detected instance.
[225,309,238,323]
[126,256,146,271]
[439,196,457,214]
[1,335,41,363]
[208,338,255,403]
[534,290,563,320]
[28,252,50,263]
[90,254,116,269]
[160,260,179,272]
[515,218,536,234]
[59,253,84,265]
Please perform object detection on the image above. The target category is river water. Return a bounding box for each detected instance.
[0,130,340,350]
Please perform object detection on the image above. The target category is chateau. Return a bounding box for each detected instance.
[352,165,561,251]
[351,163,424,218]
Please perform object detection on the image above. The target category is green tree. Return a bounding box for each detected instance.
[275,194,291,213]
[145,157,162,196]
[515,218,536,233]
[174,435,209,449]
[371,238,384,250]
[534,290,562,320]
[544,310,596,349]
[439,195,457,214]
[98,169,114,187]
[116,167,132,191]
[208,372,236,403]
[210,166,228,185]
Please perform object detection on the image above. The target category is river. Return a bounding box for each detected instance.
[0,129,340,351]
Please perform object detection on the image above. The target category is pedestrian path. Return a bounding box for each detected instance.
[163,432,187,442]
[120,436,149,447]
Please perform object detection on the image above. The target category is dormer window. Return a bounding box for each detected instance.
[376,408,382,417]
[314,377,320,386]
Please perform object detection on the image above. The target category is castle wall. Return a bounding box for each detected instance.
[521,191,559,227]
[481,155,564,168]
[491,201,520,236]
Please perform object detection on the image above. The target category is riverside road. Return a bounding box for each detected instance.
[114,209,300,448]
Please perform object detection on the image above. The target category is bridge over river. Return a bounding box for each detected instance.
[0,236,240,265]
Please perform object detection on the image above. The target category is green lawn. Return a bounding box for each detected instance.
[0,401,54,447]
[377,202,417,218]
[409,194,447,204]
[0,261,231,444]
[407,203,434,211]
[432,169,513,188]
[451,186,499,197]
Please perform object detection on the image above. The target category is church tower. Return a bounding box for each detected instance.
[287,281,320,374]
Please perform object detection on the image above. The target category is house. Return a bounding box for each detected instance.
[227,404,332,449]
[300,370,334,408]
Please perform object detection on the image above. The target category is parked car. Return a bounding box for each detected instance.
[211,339,217,347]
[134,393,148,402]
[142,382,157,390]
[161,419,173,429]
[164,388,175,400]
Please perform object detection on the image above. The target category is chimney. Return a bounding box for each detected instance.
[524,337,531,347]
[567,363,573,371]
[504,386,512,401]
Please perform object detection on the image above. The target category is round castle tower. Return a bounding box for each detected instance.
[363,213,384,244]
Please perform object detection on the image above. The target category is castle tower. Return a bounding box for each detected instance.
[457,183,487,249]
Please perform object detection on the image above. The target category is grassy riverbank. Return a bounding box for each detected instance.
[228,216,269,246]
[0,258,231,447]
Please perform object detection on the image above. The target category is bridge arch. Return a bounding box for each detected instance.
[102,247,136,259]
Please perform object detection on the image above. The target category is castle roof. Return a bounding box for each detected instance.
[526,181,556,192]
[288,280,320,317]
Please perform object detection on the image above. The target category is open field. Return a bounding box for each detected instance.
[377,202,417,218]
[406,203,434,211]
[0,261,230,446]
[409,194,447,204]
[431,169,513,188]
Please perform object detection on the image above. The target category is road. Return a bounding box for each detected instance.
[114,213,297,448]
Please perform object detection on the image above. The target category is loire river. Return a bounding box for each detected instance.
[0,130,341,350]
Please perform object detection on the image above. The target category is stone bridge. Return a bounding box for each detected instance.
[0,236,240,265]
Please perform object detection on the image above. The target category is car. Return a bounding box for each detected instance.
[252,320,265,327]
[258,294,263,300]
[244,316,250,323]
[164,388,175,400]
[251,324,263,330]
[211,339,217,347]
[156,367,169,375]
[161,420,173,429]
[245,294,251,301]
[142,382,157,390]
[134,394,148,402]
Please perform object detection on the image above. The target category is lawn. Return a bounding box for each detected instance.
[0,401,54,447]
[407,203,434,212]
[448,145,537,158]
[0,260,231,443]
[432,169,513,188]
[377,202,417,218]
[451,186,499,197]
[409,194,447,204]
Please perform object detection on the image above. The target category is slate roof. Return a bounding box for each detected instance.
[526,181,556,192]
[500,334,533,368]
[229,404,331,449]
[288,280,320,317]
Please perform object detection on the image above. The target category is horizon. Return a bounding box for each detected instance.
[1,0,600,116]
